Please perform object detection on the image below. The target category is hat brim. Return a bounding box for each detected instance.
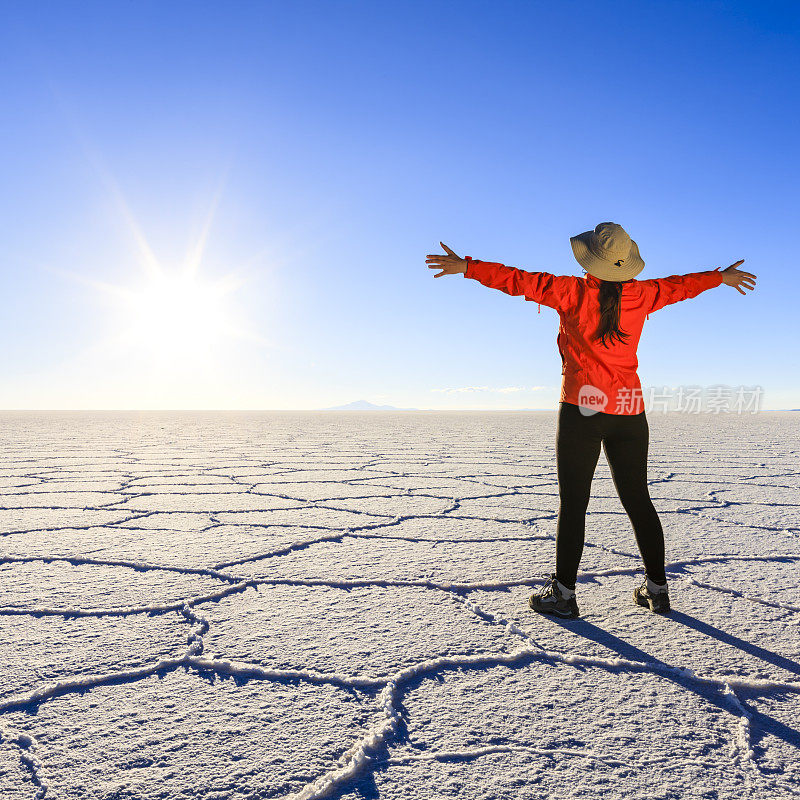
[570,231,645,281]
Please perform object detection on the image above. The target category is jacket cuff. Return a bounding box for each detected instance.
[464,258,500,280]
[705,269,724,288]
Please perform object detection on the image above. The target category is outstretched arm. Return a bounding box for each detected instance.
[426,242,576,311]
[643,260,756,313]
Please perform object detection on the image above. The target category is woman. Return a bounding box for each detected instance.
[425,222,756,619]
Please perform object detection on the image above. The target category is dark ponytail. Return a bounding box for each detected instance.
[594,280,629,347]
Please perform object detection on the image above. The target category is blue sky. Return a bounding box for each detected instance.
[1,0,797,410]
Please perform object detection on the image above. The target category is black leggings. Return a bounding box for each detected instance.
[555,401,666,590]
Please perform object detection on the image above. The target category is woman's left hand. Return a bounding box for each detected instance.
[426,242,468,277]
[720,260,757,295]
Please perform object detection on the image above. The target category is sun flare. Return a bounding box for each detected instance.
[59,176,270,401]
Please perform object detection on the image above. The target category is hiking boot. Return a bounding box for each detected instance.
[528,574,579,619]
[634,577,671,615]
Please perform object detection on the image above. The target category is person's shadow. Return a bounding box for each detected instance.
[670,610,800,679]
[546,612,800,755]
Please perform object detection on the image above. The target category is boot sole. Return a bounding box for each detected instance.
[528,597,579,619]
[633,590,671,615]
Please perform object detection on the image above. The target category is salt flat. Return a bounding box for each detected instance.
[0,410,798,800]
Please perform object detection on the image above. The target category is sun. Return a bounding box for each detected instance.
[58,175,271,394]
[120,272,239,364]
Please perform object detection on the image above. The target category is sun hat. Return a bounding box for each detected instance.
[570,222,645,281]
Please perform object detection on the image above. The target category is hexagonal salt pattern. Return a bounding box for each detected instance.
[340,661,789,800]
[3,669,377,799]
[0,410,798,800]
[200,583,515,678]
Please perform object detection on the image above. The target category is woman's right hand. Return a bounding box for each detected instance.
[426,242,468,277]
[720,260,757,295]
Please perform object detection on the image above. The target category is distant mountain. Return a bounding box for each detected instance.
[323,400,418,411]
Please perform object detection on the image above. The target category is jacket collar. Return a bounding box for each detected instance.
[583,272,635,288]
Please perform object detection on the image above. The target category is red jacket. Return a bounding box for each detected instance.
[464,259,723,415]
